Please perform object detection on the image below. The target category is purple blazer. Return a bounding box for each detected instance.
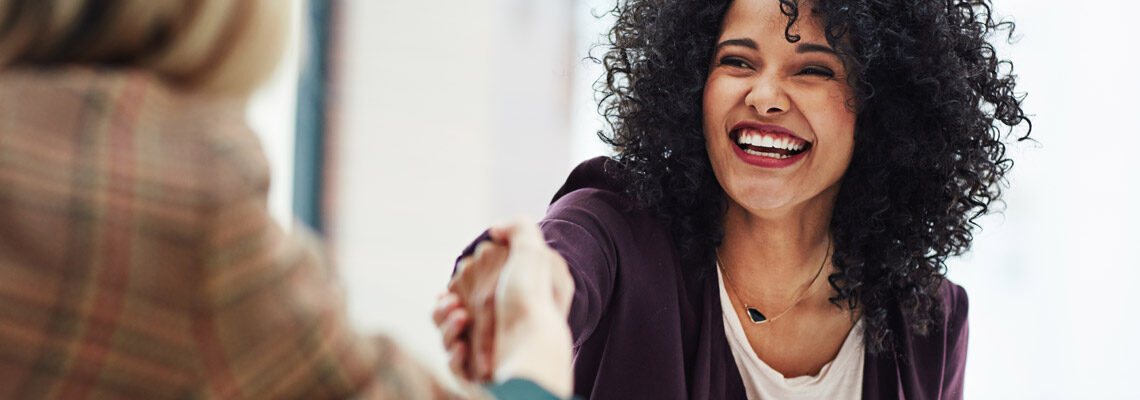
[461,157,968,399]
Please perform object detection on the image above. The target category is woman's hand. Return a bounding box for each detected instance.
[436,237,512,381]
[432,292,474,379]
[433,218,574,397]
[486,219,574,396]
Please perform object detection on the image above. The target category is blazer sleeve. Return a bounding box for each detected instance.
[940,283,970,400]
[543,188,630,347]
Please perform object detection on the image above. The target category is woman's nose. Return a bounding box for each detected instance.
[744,75,789,116]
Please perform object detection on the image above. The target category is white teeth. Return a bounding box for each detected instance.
[743,148,795,159]
[742,135,756,146]
[736,131,807,151]
[761,136,774,148]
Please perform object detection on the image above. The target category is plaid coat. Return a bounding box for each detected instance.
[0,67,465,399]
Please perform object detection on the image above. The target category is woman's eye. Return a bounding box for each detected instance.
[799,66,835,78]
[719,57,751,69]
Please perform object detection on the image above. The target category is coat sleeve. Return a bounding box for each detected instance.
[541,189,626,347]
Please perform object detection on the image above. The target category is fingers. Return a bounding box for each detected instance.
[447,341,469,379]
[448,240,510,382]
[436,296,473,377]
[439,307,470,346]
[432,292,461,326]
[436,293,475,379]
[472,291,497,381]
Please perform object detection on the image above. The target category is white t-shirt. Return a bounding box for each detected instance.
[718,268,865,399]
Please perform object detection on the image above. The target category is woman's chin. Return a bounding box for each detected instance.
[725,189,801,217]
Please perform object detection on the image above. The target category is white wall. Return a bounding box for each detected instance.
[327,0,1140,397]
[570,0,619,163]
[949,0,1140,397]
[333,0,577,379]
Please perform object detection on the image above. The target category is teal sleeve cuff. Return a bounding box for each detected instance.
[486,378,576,400]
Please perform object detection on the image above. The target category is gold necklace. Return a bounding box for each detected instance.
[716,238,831,324]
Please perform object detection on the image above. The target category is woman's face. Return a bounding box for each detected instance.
[703,0,855,218]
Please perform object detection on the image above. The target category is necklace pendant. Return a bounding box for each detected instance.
[746,307,767,324]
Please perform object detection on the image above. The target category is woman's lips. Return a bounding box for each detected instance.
[728,122,811,168]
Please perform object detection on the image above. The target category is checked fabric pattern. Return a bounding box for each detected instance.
[0,67,469,400]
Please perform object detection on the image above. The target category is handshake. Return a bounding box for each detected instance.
[433,219,576,397]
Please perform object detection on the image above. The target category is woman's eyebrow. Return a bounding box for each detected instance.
[796,43,838,55]
[715,38,837,57]
[715,38,758,52]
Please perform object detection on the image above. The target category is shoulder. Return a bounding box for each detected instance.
[895,279,968,338]
[550,156,628,202]
[893,278,969,359]
[886,278,970,356]
[939,279,969,333]
[173,93,271,208]
[879,278,969,397]
[108,68,271,210]
[547,157,644,225]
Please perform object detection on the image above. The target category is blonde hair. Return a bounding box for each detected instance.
[0,0,289,96]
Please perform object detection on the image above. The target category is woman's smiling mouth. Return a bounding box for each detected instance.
[732,129,811,159]
[728,122,812,167]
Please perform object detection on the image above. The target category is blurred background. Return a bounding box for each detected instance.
[251,0,1140,398]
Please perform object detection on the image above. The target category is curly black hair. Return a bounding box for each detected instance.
[595,0,1029,353]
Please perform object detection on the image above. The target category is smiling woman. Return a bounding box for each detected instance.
[702,0,862,392]
[440,0,1029,398]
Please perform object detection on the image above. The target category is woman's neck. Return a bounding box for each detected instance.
[718,196,835,301]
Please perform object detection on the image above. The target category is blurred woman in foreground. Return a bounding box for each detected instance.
[0,1,572,398]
